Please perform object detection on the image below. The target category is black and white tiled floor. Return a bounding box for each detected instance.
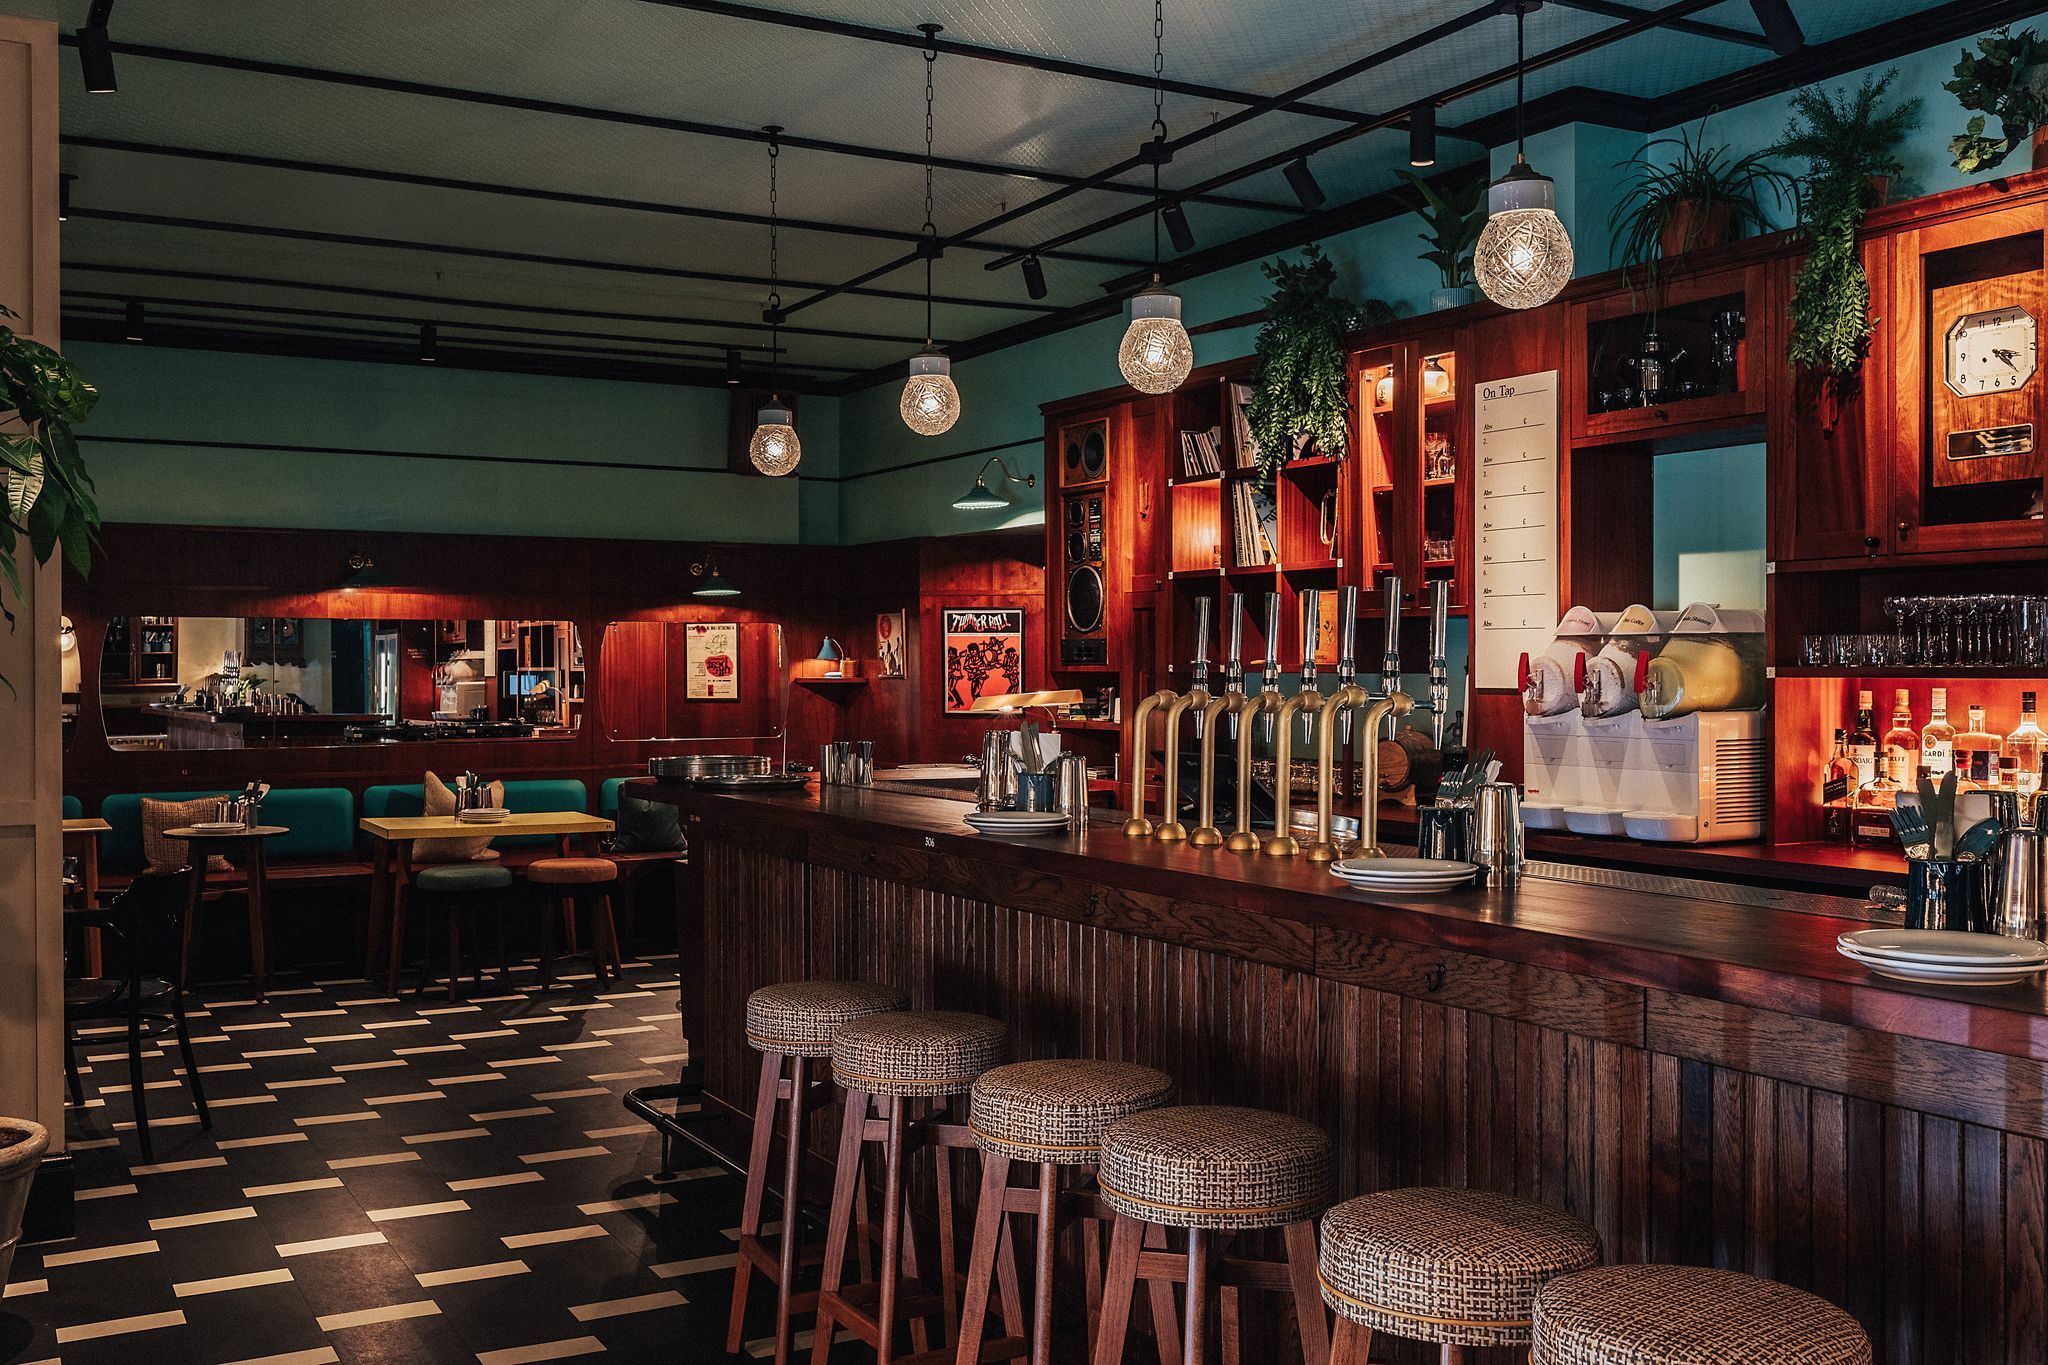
[1,956,820,1365]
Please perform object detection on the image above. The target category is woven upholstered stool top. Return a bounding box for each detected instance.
[1319,1187,1601,1349]
[525,857,619,886]
[412,864,515,892]
[831,1010,1007,1097]
[1096,1104,1331,1231]
[744,980,908,1058]
[1532,1265,1872,1365]
[969,1059,1174,1166]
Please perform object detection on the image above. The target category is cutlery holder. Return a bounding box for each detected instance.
[1906,856,1992,933]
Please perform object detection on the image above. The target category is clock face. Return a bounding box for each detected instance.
[1945,304,2039,397]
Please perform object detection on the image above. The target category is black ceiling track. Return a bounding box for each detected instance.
[61,135,1147,269]
[1545,0,1774,47]
[56,34,1294,216]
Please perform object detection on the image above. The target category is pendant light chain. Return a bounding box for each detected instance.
[1515,5,1527,155]
[749,123,802,474]
[900,25,963,438]
[1150,0,1166,268]
[1115,0,1192,396]
[922,30,937,344]
[766,129,780,394]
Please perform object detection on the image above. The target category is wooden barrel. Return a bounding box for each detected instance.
[1378,730,1445,795]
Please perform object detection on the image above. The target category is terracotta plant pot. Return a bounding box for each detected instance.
[0,1120,49,1289]
[1659,197,1734,258]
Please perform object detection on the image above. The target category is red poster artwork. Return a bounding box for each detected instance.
[941,608,1023,713]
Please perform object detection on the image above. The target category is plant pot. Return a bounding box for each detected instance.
[1659,197,1734,258]
[2033,125,2048,171]
[1429,285,1475,312]
[0,1120,49,1289]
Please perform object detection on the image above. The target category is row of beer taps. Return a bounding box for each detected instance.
[1124,577,1452,862]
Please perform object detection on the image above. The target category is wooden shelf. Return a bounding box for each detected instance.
[796,676,869,692]
[1423,477,1456,489]
[1773,666,2041,680]
[1283,559,1341,574]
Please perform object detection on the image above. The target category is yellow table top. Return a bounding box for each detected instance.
[62,817,112,835]
[359,812,614,842]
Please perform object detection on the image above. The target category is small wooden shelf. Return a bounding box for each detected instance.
[1283,558,1342,574]
[1423,477,1457,489]
[1168,471,1223,487]
[1281,454,1343,473]
[797,675,869,691]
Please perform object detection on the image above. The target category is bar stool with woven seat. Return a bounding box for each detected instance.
[730,980,909,1365]
[523,856,623,987]
[405,863,515,1000]
[954,1058,1175,1365]
[1092,1104,1334,1365]
[1319,1187,1601,1363]
[812,1009,1009,1365]
[1531,1264,1872,1365]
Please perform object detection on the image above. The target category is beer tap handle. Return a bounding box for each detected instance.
[1298,589,1323,743]
[1190,596,1213,738]
[1260,591,1283,743]
[1428,579,1451,748]
[1224,592,1245,742]
[1380,574,1404,738]
[1335,584,1360,747]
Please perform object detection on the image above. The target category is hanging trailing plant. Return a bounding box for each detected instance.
[1607,117,1792,314]
[0,304,100,693]
[1767,70,1920,377]
[1247,245,1352,481]
[1945,26,2048,174]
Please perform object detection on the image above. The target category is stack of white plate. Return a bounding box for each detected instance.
[962,809,1070,837]
[1836,929,2048,987]
[191,820,246,833]
[457,807,512,824]
[1328,856,1478,892]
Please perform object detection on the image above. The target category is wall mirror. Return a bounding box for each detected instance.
[599,620,787,745]
[97,616,583,751]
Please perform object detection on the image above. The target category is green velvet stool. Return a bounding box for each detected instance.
[407,863,515,1000]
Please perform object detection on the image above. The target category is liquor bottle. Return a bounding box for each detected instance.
[1957,705,2003,789]
[2007,691,2046,798]
[1920,687,1956,781]
[1846,689,1878,788]
[1882,688,1918,787]
[1820,727,1854,842]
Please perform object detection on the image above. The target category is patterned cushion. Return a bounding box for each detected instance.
[416,772,503,863]
[1097,1105,1331,1232]
[1532,1265,1872,1365]
[412,864,515,894]
[1320,1188,1601,1348]
[969,1060,1174,1166]
[745,981,908,1058]
[831,1010,1008,1097]
[525,857,618,886]
[139,797,231,874]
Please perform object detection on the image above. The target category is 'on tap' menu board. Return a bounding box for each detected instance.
[1473,370,1559,690]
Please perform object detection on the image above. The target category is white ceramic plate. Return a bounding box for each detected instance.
[1838,929,2048,965]
[1839,953,2045,987]
[965,810,1069,823]
[1330,871,1476,889]
[457,809,511,822]
[190,821,246,832]
[1332,857,1477,877]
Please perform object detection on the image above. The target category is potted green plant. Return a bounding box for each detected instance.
[1947,25,2048,174]
[1396,168,1487,311]
[1247,245,1352,480]
[1768,70,1921,378]
[1607,119,1792,309]
[0,1119,47,1289]
[0,303,99,692]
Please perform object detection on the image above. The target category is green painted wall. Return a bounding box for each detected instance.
[69,341,840,544]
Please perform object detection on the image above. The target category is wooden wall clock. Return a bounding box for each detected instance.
[1924,229,2043,488]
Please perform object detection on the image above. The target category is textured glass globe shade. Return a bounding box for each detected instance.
[1473,159,1573,311]
[748,404,801,477]
[899,347,961,436]
[1118,284,1193,394]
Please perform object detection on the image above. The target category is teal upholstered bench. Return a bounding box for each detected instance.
[99,786,359,874]
[361,779,590,852]
[62,794,83,820]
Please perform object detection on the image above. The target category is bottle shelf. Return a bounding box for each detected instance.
[1774,666,2043,680]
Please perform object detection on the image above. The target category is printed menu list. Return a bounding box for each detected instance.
[1473,370,1559,691]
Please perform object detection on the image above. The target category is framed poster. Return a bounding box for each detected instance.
[875,611,907,679]
[685,622,741,701]
[942,608,1024,713]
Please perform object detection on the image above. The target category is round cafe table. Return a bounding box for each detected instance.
[161,825,289,1001]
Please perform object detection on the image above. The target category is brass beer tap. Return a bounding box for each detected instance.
[1306,682,1372,862]
[1426,578,1452,748]
[1121,687,1182,838]
[1153,596,1213,843]
[1226,592,1284,854]
[1190,593,1249,848]
[1354,691,1417,858]
[1379,575,1405,740]
[1264,590,1326,858]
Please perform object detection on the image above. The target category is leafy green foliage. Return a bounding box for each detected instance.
[1946,26,2048,174]
[1768,71,1920,377]
[1396,168,1486,290]
[1247,246,1352,482]
[0,303,100,691]
[1607,118,1793,312]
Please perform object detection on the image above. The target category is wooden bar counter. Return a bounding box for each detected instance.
[643,778,2046,1364]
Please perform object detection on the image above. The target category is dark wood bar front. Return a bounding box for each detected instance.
[651,780,2047,1365]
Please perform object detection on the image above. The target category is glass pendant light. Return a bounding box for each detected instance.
[1117,0,1192,395]
[750,127,801,476]
[1474,1,1574,311]
[901,27,962,437]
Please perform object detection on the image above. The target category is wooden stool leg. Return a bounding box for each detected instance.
[1031,1162,1058,1365]
[1083,1214,1106,1347]
[728,1051,783,1355]
[446,902,463,1000]
[1330,1318,1374,1365]
[811,1092,870,1365]
[538,887,556,987]
[1284,1219,1331,1365]
[1184,1228,1211,1365]
[1222,1285,1241,1365]
[1090,1213,1144,1365]
[877,1095,908,1364]
[1144,1223,1181,1365]
[932,1127,960,1347]
[953,1153,1011,1365]
[561,895,579,954]
[771,1054,807,1365]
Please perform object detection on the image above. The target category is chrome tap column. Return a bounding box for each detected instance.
[1154,597,1212,843]
[1379,574,1404,739]
[1190,593,1249,848]
[1265,590,1326,858]
[1227,592,1285,853]
[1333,584,1360,749]
[1427,579,1451,748]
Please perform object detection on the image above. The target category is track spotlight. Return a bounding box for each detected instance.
[419,323,437,363]
[723,349,742,385]
[1409,103,1437,167]
[77,1,116,93]
[1748,0,1804,56]
[123,300,143,341]
[1020,254,1047,301]
[1283,157,1326,211]
[1161,201,1196,252]
[58,173,73,222]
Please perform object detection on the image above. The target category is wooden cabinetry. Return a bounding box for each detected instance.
[1354,337,1470,614]
[99,614,179,689]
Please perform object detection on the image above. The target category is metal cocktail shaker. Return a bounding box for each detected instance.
[976,730,1014,812]
[1472,782,1524,888]
[1992,828,2046,941]
[1052,751,1090,835]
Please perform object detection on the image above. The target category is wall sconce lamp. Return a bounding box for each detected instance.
[951,456,1036,512]
[690,558,740,599]
[816,637,844,677]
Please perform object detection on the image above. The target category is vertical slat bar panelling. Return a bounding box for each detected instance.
[1884,1109,1923,1365]
[1843,1096,1889,1346]
[1746,1074,1779,1282]
[1921,1116,1963,1363]
[1810,1090,1848,1311]
[1964,1123,2007,1365]
[2009,1135,2048,1365]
